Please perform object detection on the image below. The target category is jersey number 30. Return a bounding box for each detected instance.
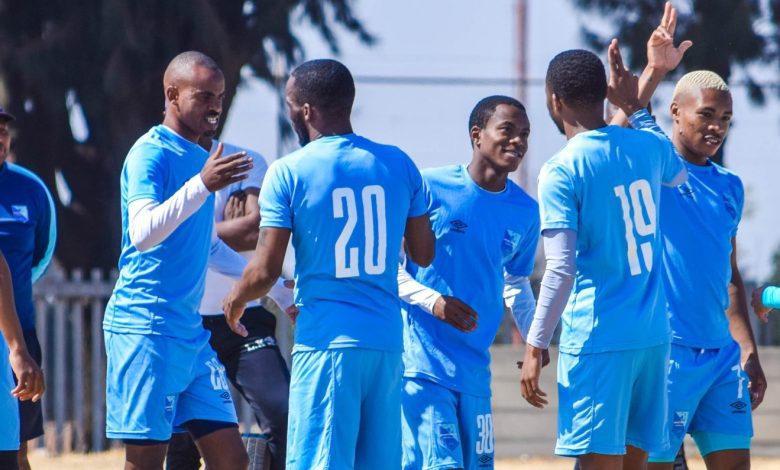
[614,179,656,276]
[332,186,387,278]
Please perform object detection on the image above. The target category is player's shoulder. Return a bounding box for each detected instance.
[125,127,170,163]
[505,179,539,210]
[4,163,50,196]
[708,160,744,192]
[421,164,461,184]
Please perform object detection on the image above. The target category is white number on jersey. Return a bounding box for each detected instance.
[614,179,656,276]
[475,413,494,455]
[332,186,388,278]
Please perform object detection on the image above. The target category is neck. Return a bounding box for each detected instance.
[467,157,509,192]
[309,119,353,142]
[162,115,199,144]
[671,129,710,166]
[564,113,607,140]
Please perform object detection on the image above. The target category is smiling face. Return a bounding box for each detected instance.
[672,88,733,162]
[167,64,225,141]
[471,104,530,173]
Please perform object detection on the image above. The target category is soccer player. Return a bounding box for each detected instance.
[0,105,56,470]
[222,59,435,469]
[751,285,780,322]
[0,251,45,470]
[166,134,290,470]
[396,95,540,469]
[520,40,688,469]
[103,51,253,470]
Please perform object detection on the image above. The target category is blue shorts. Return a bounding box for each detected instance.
[649,341,752,462]
[0,339,20,451]
[286,348,401,470]
[556,343,670,457]
[105,330,237,441]
[401,377,494,470]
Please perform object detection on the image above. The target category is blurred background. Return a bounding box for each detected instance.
[3,0,780,462]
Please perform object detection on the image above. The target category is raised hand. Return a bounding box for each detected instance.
[432,295,479,332]
[607,39,641,116]
[647,1,693,73]
[201,143,253,192]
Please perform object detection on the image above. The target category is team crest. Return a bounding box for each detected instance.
[11,205,28,222]
[672,411,688,438]
[437,423,460,451]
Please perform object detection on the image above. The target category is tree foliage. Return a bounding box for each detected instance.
[0,0,373,269]
[571,0,771,164]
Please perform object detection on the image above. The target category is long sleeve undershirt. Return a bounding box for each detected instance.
[525,228,577,349]
[127,175,246,279]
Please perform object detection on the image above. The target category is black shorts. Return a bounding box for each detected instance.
[16,328,43,441]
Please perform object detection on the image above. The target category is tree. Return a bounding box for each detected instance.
[0,0,373,270]
[570,0,769,164]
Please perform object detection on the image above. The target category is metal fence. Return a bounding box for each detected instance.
[29,268,779,454]
[31,268,292,454]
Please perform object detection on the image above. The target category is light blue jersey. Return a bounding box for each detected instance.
[631,111,743,348]
[260,133,427,353]
[661,155,742,348]
[402,164,539,397]
[538,114,685,354]
[104,125,214,339]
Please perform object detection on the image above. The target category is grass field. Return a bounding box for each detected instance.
[27,449,780,469]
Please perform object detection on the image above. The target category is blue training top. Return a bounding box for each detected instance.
[104,125,215,340]
[630,111,744,349]
[260,133,428,353]
[0,162,56,331]
[537,110,685,354]
[402,164,539,397]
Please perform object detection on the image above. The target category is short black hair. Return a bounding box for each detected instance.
[546,49,606,108]
[289,59,355,116]
[468,95,526,133]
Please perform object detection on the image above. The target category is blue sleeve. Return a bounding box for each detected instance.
[505,205,540,277]
[31,177,57,283]
[731,177,745,237]
[259,161,293,229]
[628,109,685,185]
[406,157,428,218]
[125,145,167,204]
[538,162,578,232]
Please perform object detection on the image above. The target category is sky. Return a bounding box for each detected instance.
[222,0,780,281]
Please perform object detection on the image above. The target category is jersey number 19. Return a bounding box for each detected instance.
[614,179,656,276]
[332,186,387,278]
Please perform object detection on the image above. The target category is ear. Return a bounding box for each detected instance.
[470,125,482,147]
[301,103,313,123]
[166,86,179,106]
[551,93,563,113]
[670,101,680,123]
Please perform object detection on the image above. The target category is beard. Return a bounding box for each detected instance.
[291,113,310,147]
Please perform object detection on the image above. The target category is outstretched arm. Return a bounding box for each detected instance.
[610,1,693,126]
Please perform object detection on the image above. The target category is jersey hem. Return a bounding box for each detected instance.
[402,370,491,398]
[559,335,670,355]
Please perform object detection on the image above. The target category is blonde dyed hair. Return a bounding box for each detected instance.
[672,70,730,101]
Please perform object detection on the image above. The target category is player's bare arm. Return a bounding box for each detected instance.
[403,213,435,267]
[223,227,291,336]
[218,188,261,251]
[726,238,767,410]
[200,142,254,192]
[610,1,693,126]
[0,253,44,402]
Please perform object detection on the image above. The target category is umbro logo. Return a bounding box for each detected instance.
[478,454,493,466]
[730,400,748,413]
[450,220,468,233]
[677,184,694,197]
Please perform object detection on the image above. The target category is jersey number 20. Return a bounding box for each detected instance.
[332,186,387,278]
[614,179,656,276]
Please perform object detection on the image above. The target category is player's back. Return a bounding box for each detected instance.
[538,123,683,354]
[260,133,427,353]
